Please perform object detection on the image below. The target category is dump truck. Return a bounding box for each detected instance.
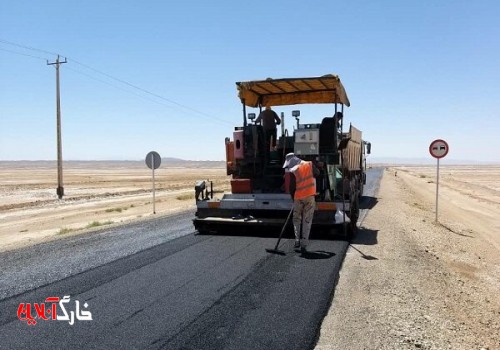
[193,75,370,239]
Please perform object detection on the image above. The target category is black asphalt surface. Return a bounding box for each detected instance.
[0,167,383,350]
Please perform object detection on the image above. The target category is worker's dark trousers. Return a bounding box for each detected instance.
[264,128,277,149]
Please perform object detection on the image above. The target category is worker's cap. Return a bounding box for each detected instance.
[282,153,302,169]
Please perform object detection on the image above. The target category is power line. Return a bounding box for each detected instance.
[0,47,46,61]
[64,65,177,108]
[70,58,233,125]
[0,38,234,126]
[0,38,58,56]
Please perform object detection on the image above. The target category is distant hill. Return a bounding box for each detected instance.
[161,158,226,168]
[368,157,500,166]
[3,157,498,167]
[0,159,226,169]
[161,157,186,162]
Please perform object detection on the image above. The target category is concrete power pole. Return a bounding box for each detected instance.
[47,55,67,199]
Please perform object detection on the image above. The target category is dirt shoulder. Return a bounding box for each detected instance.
[316,167,500,350]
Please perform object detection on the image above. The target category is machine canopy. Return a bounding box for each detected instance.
[236,74,350,108]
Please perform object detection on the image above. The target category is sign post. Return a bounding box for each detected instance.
[429,139,449,223]
[145,151,161,214]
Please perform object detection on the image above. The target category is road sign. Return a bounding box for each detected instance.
[429,139,449,223]
[146,151,161,169]
[145,151,161,214]
[429,139,449,159]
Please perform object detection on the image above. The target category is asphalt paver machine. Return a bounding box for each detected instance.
[193,75,370,239]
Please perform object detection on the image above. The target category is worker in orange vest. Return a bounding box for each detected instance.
[283,153,319,254]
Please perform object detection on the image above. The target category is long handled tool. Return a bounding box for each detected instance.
[265,207,294,256]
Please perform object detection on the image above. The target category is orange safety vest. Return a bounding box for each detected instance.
[291,161,316,200]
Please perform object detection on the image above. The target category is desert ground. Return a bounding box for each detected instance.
[0,161,229,252]
[1,162,499,349]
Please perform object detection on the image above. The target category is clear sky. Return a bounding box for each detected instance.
[1,0,499,162]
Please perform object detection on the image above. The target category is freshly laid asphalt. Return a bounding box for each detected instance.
[0,168,383,349]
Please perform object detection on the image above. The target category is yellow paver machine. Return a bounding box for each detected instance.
[193,74,371,239]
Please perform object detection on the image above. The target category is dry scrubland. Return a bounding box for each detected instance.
[1,162,499,349]
[0,161,229,251]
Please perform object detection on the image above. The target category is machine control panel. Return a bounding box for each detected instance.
[294,129,320,155]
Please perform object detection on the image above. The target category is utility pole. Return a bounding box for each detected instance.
[47,55,67,199]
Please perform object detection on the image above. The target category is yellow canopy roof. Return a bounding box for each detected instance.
[236,74,350,108]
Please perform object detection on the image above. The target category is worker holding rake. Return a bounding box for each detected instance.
[283,153,319,254]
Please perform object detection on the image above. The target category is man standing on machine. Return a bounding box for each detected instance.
[283,153,319,254]
[255,105,281,153]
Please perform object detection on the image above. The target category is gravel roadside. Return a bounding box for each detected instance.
[315,168,500,350]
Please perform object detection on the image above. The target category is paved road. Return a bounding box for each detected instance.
[0,168,383,349]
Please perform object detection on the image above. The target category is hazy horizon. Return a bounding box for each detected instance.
[1,157,499,166]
